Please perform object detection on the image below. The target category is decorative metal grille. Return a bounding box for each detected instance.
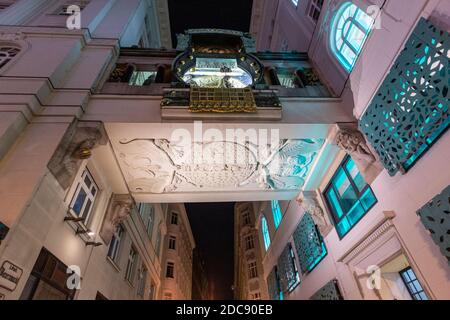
[293,212,326,273]
[359,18,450,176]
[417,184,450,265]
[189,87,257,113]
[277,244,298,292]
[310,280,342,300]
[266,267,279,300]
[0,46,20,69]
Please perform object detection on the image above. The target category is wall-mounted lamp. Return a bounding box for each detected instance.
[64,216,85,222]
[85,241,102,247]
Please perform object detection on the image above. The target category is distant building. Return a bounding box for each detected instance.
[192,248,210,300]
[234,202,269,300]
[160,204,195,300]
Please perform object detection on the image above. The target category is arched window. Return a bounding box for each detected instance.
[0,45,20,69]
[271,200,282,229]
[330,2,374,71]
[261,216,271,251]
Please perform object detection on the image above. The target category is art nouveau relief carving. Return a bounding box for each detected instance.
[100,194,134,245]
[48,121,107,190]
[115,138,324,194]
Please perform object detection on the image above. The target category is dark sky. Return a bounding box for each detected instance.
[168,0,254,48]
[185,202,235,300]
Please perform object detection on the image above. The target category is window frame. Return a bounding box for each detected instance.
[69,168,98,224]
[307,0,323,23]
[244,234,255,251]
[170,212,178,225]
[125,246,137,284]
[166,262,175,279]
[168,235,176,250]
[137,203,155,238]
[399,267,429,300]
[248,261,258,279]
[261,216,271,251]
[323,156,377,239]
[330,2,374,72]
[107,224,124,263]
[137,263,147,297]
[271,200,283,229]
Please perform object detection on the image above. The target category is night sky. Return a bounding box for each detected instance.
[185,202,235,300]
[168,0,254,48]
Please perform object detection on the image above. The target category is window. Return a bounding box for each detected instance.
[69,169,98,223]
[331,2,374,71]
[56,1,89,15]
[155,228,162,257]
[271,200,283,229]
[244,234,255,251]
[242,210,251,226]
[248,261,258,279]
[125,246,137,283]
[288,245,300,291]
[252,292,261,300]
[166,262,175,278]
[128,71,157,86]
[324,156,377,238]
[307,0,323,22]
[261,216,271,251]
[137,264,147,297]
[137,203,154,237]
[171,212,178,225]
[169,236,176,250]
[400,267,428,300]
[107,224,124,262]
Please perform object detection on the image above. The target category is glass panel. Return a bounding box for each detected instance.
[84,175,92,188]
[326,188,344,219]
[360,188,377,210]
[72,187,87,215]
[345,158,366,192]
[81,199,92,220]
[333,168,358,212]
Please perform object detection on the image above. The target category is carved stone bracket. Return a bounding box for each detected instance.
[296,191,332,237]
[333,123,383,184]
[47,120,107,190]
[100,194,135,245]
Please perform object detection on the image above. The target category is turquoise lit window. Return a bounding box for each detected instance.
[324,156,377,238]
[271,200,283,229]
[330,2,374,71]
[262,216,271,251]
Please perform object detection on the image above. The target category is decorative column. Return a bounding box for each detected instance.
[296,191,332,237]
[99,194,134,245]
[333,123,383,184]
[47,120,107,190]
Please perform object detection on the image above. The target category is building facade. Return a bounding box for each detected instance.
[160,203,195,300]
[0,0,449,301]
[246,0,450,300]
[233,202,269,300]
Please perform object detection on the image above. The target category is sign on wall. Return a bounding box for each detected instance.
[0,261,23,292]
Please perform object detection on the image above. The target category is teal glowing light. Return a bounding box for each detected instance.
[324,157,377,238]
[262,216,271,251]
[271,200,283,229]
[330,2,374,72]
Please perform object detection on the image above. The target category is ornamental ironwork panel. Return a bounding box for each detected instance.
[266,267,279,300]
[359,18,450,176]
[293,212,325,273]
[417,184,450,265]
[189,87,257,113]
[277,244,298,293]
[310,280,342,300]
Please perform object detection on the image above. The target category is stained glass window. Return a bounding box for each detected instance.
[261,216,271,251]
[324,156,377,238]
[271,200,283,229]
[330,2,374,71]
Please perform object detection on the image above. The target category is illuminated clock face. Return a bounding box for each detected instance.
[181,57,254,88]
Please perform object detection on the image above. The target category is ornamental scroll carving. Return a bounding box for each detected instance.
[296,191,332,237]
[47,121,107,190]
[99,194,134,245]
